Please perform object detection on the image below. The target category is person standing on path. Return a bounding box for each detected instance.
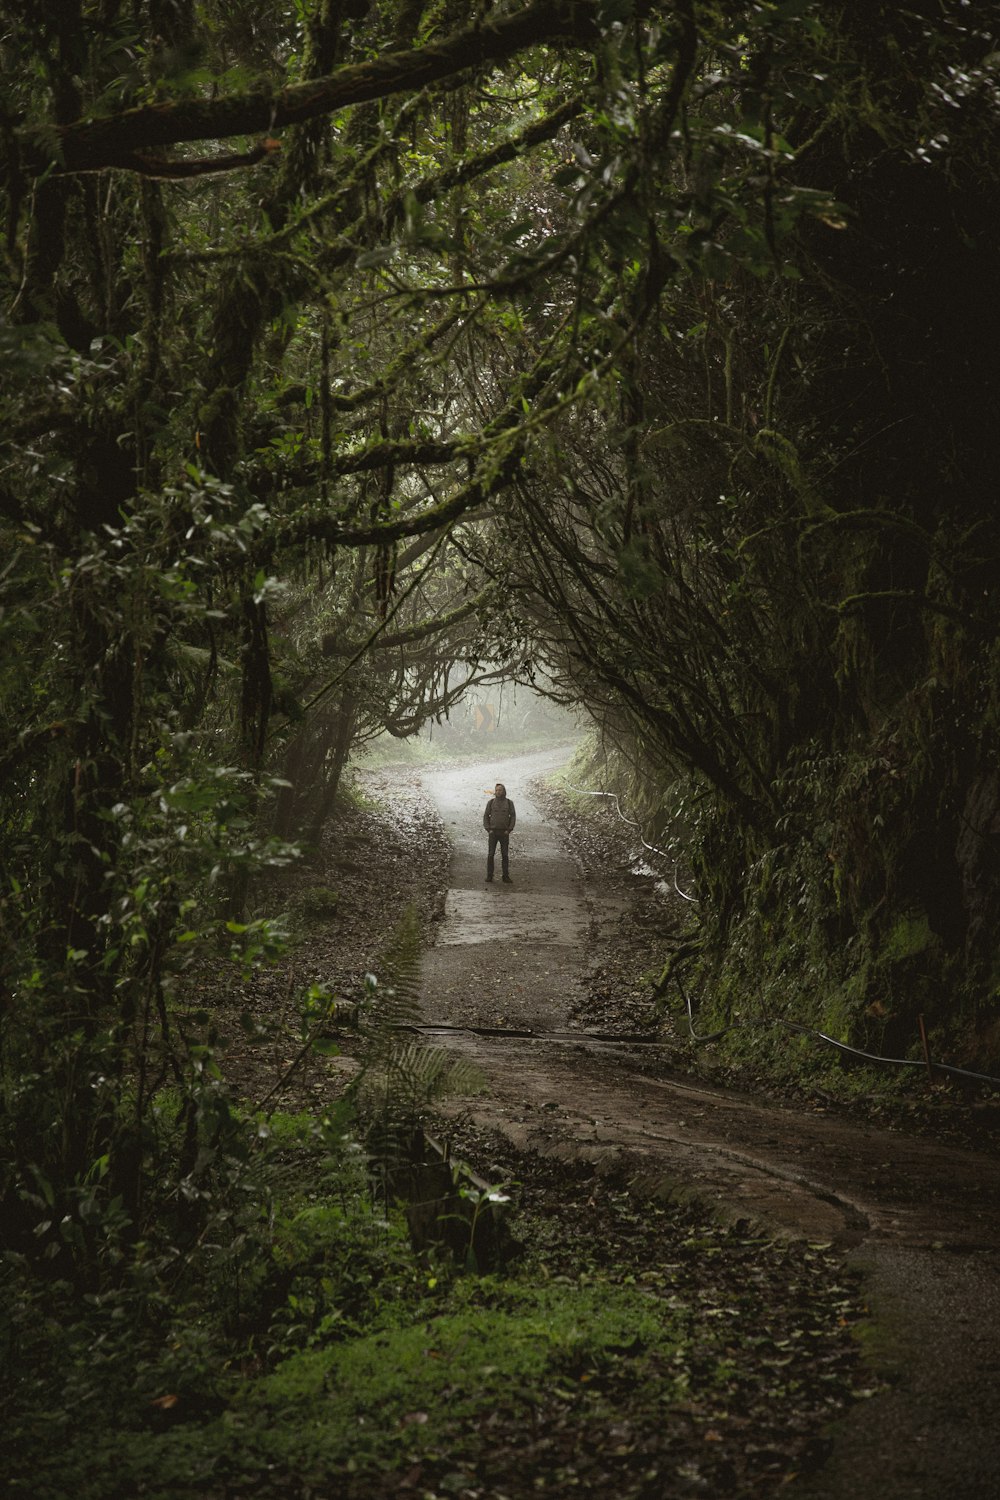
[484,781,516,883]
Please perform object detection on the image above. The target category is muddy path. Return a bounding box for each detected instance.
[418,747,1000,1500]
[420,746,592,1031]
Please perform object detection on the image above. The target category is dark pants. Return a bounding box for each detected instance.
[487,831,510,879]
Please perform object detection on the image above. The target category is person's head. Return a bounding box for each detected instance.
[494,782,506,798]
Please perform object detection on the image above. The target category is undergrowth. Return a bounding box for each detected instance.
[543,750,1000,1136]
[2,1112,867,1500]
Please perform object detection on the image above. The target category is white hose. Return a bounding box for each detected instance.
[564,782,699,902]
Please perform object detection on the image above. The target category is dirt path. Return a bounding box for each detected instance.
[418,748,1000,1500]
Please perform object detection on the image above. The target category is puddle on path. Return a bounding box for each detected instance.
[437,888,585,946]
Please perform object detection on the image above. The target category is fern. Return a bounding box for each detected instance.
[349,905,484,1174]
[362,1039,484,1118]
[364,903,424,1036]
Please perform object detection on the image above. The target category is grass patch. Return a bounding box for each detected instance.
[212,1282,679,1489]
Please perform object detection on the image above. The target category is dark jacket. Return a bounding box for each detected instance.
[483,795,515,834]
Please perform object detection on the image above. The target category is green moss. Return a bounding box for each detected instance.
[254,1278,678,1418]
[882,911,934,963]
[261,1109,317,1146]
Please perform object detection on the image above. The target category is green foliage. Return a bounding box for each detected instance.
[294,884,340,924]
[0,1118,424,1492]
[3,1130,866,1500]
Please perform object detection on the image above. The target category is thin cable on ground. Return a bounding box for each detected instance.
[677,979,1000,1090]
[562,782,1000,1090]
[565,782,699,901]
